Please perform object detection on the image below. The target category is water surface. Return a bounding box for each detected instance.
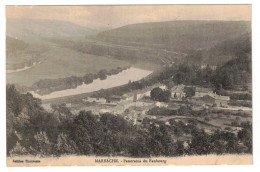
[31,67,152,100]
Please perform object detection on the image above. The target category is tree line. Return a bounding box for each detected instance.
[32,67,128,95]
[91,54,251,104]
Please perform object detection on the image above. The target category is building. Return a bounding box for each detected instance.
[194,87,213,98]
[155,101,168,108]
[133,90,151,102]
[192,87,230,107]
[159,85,167,90]
[122,84,157,102]
[122,83,167,102]
[108,96,122,103]
[201,64,217,70]
[171,84,186,100]
[191,95,215,107]
[83,97,106,104]
[65,103,72,108]
[121,100,153,110]
[214,95,230,107]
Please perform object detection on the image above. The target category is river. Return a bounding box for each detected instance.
[6,61,41,74]
[30,67,152,100]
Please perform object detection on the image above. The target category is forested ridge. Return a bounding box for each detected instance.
[96,21,250,52]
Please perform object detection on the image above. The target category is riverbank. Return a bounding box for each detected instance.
[31,67,152,100]
[6,61,41,74]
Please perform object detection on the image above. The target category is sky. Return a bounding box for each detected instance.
[6,5,251,28]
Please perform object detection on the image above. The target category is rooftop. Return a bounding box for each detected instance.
[195,87,212,93]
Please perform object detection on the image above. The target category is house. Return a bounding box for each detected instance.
[100,109,112,113]
[214,95,230,107]
[134,101,154,107]
[133,90,151,102]
[192,88,230,107]
[191,95,215,107]
[155,101,168,108]
[194,87,213,98]
[97,98,107,103]
[201,65,217,70]
[65,103,72,108]
[83,97,106,104]
[83,97,96,103]
[122,83,166,102]
[165,121,170,126]
[41,103,52,112]
[108,96,122,103]
[201,95,216,105]
[171,84,186,100]
[159,85,167,90]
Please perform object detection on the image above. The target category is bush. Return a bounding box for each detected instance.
[235,117,241,121]
[204,117,210,122]
[231,121,239,127]
[225,127,232,131]
[147,107,177,116]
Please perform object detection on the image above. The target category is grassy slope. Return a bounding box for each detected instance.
[6,18,131,87]
[6,18,97,42]
[6,46,130,87]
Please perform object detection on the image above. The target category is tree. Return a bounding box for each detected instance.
[98,69,108,80]
[54,133,77,156]
[188,130,212,155]
[184,86,195,97]
[173,72,186,85]
[70,111,97,155]
[150,87,163,101]
[9,142,29,156]
[238,122,252,153]
[178,105,191,116]
[150,87,171,102]
[33,131,52,156]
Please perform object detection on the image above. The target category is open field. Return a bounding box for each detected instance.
[6,46,131,87]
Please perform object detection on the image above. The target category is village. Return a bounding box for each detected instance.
[50,81,251,138]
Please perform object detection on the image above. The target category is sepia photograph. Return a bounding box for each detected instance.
[4,4,253,166]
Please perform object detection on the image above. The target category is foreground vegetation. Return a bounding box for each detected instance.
[7,85,252,157]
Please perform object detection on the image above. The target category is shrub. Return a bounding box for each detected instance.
[204,117,210,122]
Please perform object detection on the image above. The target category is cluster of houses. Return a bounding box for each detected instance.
[192,87,230,107]
[170,84,230,107]
[71,83,231,128]
[81,83,230,115]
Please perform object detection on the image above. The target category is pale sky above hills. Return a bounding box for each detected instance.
[6,5,251,28]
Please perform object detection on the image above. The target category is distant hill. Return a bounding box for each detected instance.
[206,33,251,57]
[184,32,251,65]
[96,20,251,52]
[212,54,252,90]
[6,36,28,53]
[202,33,251,65]
[6,18,98,43]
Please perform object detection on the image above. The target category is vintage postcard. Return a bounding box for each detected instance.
[6,5,252,166]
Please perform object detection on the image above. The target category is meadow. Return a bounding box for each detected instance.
[6,45,131,87]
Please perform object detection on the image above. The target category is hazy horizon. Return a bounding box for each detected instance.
[6,5,251,28]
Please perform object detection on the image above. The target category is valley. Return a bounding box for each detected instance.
[6,17,252,158]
